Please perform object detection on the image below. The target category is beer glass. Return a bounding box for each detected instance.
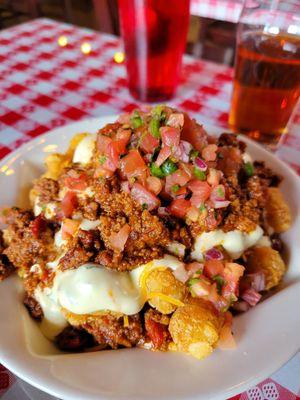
[118,0,190,102]
[229,0,300,145]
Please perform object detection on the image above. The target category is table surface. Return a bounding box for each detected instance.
[0,18,299,400]
[190,0,243,23]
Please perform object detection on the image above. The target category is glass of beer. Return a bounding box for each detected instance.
[118,0,190,102]
[229,0,300,146]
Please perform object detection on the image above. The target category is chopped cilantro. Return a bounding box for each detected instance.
[188,277,200,287]
[161,159,178,176]
[189,149,199,160]
[130,111,143,129]
[193,167,206,180]
[99,155,107,165]
[152,105,166,122]
[199,203,206,212]
[150,162,165,178]
[244,161,254,177]
[172,184,180,193]
[149,118,160,138]
[217,186,225,198]
[212,274,226,294]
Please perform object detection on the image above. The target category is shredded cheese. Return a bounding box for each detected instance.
[139,262,168,295]
[147,292,184,307]
[123,315,129,327]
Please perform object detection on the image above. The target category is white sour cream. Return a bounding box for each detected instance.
[73,134,95,165]
[191,225,264,261]
[34,255,181,339]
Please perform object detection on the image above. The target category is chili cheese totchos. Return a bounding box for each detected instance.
[0,106,292,359]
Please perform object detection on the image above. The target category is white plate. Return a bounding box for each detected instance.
[0,117,299,400]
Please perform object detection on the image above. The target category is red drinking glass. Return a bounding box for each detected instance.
[118,0,190,102]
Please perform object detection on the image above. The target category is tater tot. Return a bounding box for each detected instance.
[43,133,88,180]
[43,153,70,180]
[246,246,286,290]
[266,187,291,233]
[168,298,221,359]
[145,268,187,314]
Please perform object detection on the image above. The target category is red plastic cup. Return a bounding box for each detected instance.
[118,0,190,102]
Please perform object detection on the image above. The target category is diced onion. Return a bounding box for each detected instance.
[194,157,207,171]
[205,247,223,260]
[241,288,262,307]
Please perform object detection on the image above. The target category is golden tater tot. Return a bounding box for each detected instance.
[169,298,221,359]
[266,187,291,233]
[246,246,286,290]
[145,268,187,314]
[43,133,88,180]
[43,153,70,180]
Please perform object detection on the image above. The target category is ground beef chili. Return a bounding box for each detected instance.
[0,106,291,358]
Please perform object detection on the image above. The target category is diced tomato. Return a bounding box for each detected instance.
[167,167,191,187]
[131,183,160,211]
[121,149,146,178]
[114,129,131,154]
[61,191,78,218]
[31,215,47,239]
[155,145,171,167]
[62,218,80,240]
[207,168,222,186]
[175,186,188,197]
[181,113,208,151]
[140,132,159,154]
[102,141,120,172]
[146,176,163,195]
[168,198,191,218]
[145,317,166,349]
[202,144,218,162]
[97,134,112,153]
[167,113,184,129]
[222,262,245,299]
[94,165,114,179]
[64,173,88,191]
[188,180,211,204]
[109,224,131,252]
[204,259,224,278]
[160,126,180,147]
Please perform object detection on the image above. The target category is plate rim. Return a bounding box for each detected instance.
[0,116,299,400]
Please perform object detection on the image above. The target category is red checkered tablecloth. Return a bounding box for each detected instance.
[190,0,243,23]
[0,18,299,400]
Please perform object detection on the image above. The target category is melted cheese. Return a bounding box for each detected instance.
[34,255,181,339]
[191,226,263,261]
[72,134,95,165]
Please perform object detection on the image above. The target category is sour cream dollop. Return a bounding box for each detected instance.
[72,134,96,165]
[191,225,264,261]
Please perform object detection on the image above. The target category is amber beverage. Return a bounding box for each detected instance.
[229,32,300,144]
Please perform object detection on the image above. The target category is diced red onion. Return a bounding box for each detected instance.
[241,288,262,307]
[158,207,170,216]
[213,200,231,209]
[121,181,130,193]
[173,264,189,283]
[175,194,186,200]
[248,272,265,292]
[194,157,208,171]
[144,153,152,163]
[210,184,226,201]
[232,301,250,312]
[205,247,223,260]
